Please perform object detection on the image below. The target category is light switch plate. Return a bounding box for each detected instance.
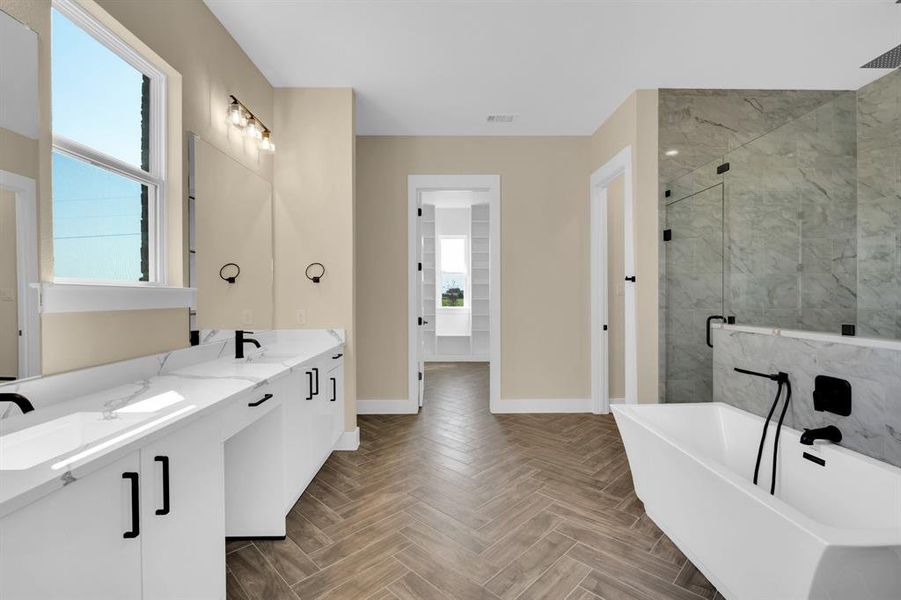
[296,309,306,325]
[241,309,253,325]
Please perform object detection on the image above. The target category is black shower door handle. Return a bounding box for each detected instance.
[706,315,725,348]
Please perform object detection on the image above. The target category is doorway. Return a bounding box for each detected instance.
[0,170,41,381]
[590,147,638,412]
[408,175,500,413]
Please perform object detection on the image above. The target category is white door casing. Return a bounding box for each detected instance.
[591,147,638,412]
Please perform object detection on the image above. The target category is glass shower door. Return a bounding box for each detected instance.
[664,176,725,403]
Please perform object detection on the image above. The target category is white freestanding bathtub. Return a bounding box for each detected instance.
[613,402,901,600]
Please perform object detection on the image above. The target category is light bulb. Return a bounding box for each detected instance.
[260,131,275,152]
[244,118,262,139]
[227,101,242,126]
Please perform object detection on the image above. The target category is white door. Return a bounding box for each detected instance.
[416,198,425,407]
[140,416,225,600]
[0,452,143,600]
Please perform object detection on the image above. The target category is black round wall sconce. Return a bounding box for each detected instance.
[219,262,240,284]
[305,262,325,283]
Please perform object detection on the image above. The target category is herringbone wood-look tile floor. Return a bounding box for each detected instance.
[226,362,721,600]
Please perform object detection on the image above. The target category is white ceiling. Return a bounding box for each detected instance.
[204,1,901,136]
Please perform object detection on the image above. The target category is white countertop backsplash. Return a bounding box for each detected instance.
[0,329,344,518]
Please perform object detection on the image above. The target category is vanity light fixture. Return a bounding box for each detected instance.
[227,94,274,152]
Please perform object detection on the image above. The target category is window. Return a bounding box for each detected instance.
[439,236,468,308]
[51,1,165,284]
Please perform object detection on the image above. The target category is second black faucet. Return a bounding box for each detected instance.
[235,330,261,359]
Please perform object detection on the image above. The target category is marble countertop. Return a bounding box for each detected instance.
[0,329,344,518]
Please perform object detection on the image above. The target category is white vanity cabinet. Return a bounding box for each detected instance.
[0,452,144,600]
[326,351,345,449]
[284,367,315,509]
[140,415,225,599]
[0,416,224,600]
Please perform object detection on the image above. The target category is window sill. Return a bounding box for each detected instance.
[41,282,196,314]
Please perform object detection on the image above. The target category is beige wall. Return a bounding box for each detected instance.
[607,176,626,399]
[590,90,659,404]
[273,89,356,430]
[42,309,188,374]
[0,189,17,378]
[356,136,591,402]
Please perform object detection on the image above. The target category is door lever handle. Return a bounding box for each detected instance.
[624,276,636,282]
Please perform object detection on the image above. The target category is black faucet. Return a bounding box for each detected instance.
[0,393,35,414]
[235,330,261,359]
[800,425,842,446]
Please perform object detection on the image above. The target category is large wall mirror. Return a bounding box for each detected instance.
[659,67,901,402]
[189,135,274,337]
[0,9,41,382]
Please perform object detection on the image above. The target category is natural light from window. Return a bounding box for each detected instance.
[439,237,467,308]
[51,4,161,283]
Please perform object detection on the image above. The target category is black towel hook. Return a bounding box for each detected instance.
[219,262,240,284]
[305,262,325,283]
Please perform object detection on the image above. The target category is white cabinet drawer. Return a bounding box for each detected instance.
[220,383,279,440]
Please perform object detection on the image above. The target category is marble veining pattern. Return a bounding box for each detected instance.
[713,327,901,468]
[0,329,345,518]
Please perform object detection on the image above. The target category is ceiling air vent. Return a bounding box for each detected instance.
[486,114,516,123]
[862,43,901,69]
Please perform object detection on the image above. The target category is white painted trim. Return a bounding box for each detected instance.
[356,399,419,415]
[0,170,41,379]
[491,398,592,414]
[333,427,360,451]
[590,146,638,413]
[610,397,625,405]
[41,283,196,314]
[52,0,169,285]
[715,323,901,352]
[408,175,501,415]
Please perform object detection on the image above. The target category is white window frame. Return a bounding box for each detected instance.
[50,0,168,287]
[436,234,470,311]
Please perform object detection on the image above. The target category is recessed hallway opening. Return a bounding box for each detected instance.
[225,361,719,600]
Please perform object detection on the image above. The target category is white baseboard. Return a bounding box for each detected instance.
[491,398,592,414]
[424,356,490,363]
[356,399,418,414]
[333,427,360,451]
[610,397,625,405]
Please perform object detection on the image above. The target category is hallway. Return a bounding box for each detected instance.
[226,363,718,599]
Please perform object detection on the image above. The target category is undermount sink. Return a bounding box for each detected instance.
[0,412,147,471]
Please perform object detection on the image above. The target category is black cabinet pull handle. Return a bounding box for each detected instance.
[332,353,343,359]
[330,377,336,402]
[154,456,170,516]
[312,367,320,395]
[306,371,313,400]
[123,472,140,538]
[248,393,273,407]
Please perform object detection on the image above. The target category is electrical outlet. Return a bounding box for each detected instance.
[296,308,306,325]
[242,309,253,325]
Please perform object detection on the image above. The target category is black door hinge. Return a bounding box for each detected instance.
[717,162,730,174]
[418,371,423,381]
[664,189,671,198]
[417,208,422,217]
[418,317,423,326]
[603,324,608,331]
[663,229,672,242]
[418,262,422,271]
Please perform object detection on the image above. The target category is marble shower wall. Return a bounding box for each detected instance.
[713,327,901,468]
[659,90,859,403]
[857,69,901,338]
[723,93,858,333]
